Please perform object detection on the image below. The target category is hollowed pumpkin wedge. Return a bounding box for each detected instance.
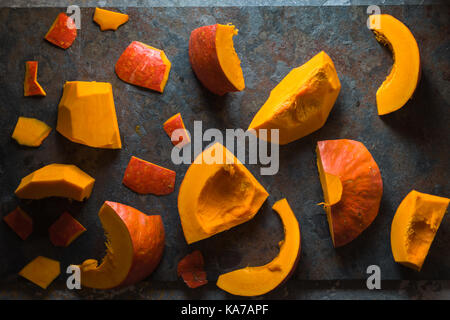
[248,51,340,145]
[189,23,245,95]
[74,201,165,289]
[24,61,46,96]
[93,8,129,31]
[391,190,449,271]
[316,139,383,247]
[369,14,420,115]
[178,142,268,244]
[15,164,95,201]
[217,198,301,296]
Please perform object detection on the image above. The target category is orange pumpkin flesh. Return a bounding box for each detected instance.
[3,207,33,241]
[391,190,449,271]
[93,8,129,31]
[369,14,421,115]
[316,139,383,247]
[177,250,208,289]
[19,256,60,289]
[11,116,51,147]
[178,142,268,244]
[216,198,301,296]
[189,24,245,95]
[75,201,165,289]
[115,41,171,93]
[24,61,46,96]
[44,13,77,49]
[163,113,190,148]
[48,212,86,247]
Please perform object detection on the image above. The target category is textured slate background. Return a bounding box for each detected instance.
[0,5,449,299]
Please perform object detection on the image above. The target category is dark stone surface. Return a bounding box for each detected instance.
[0,5,449,299]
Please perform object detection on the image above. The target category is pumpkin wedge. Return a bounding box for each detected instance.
[24,61,46,96]
[15,164,95,201]
[316,139,383,247]
[189,23,245,95]
[178,142,268,244]
[12,117,51,147]
[217,198,301,296]
[391,190,449,271]
[93,8,129,31]
[248,51,340,145]
[74,202,165,289]
[369,14,421,115]
[44,13,77,49]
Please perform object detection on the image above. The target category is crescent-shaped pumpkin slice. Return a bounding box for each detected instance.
[178,142,268,244]
[391,190,449,271]
[73,201,165,289]
[369,14,421,115]
[216,198,301,296]
[316,139,383,247]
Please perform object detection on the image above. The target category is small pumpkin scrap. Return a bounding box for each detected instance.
[316,139,383,247]
[44,12,77,49]
[123,156,176,195]
[115,41,171,93]
[74,201,165,289]
[24,61,46,96]
[19,256,60,289]
[391,190,449,271]
[177,250,208,289]
[15,163,95,201]
[369,14,421,115]
[49,212,86,247]
[163,113,190,148]
[216,198,301,296]
[93,8,129,31]
[3,207,33,240]
[11,116,51,147]
[178,142,269,244]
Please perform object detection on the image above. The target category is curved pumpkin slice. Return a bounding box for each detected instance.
[248,51,340,145]
[189,24,245,95]
[316,139,383,247]
[15,164,95,201]
[75,201,165,289]
[93,8,129,31]
[369,14,420,115]
[391,190,449,271]
[217,198,301,296]
[12,116,51,147]
[24,61,46,96]
[178,142,268,244]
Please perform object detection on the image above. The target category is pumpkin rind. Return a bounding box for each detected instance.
[3,207,33,241]
[44,13,77,49]
[24,61,46,96]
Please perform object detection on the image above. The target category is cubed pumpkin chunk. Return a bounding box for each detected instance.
[44,13,77,49]
[12,117,51,147]
[19,256,60,289]
[49,212,86,247]
[93,8,129,31]
[3,207,33,240]
[177,250,208,289]
[24,61,46,96]
[15,163,95,201]
[163,113,190,148]
[122,156,176,195]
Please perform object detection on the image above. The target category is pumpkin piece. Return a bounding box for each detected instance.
[11,117,51,147]
[19,256,60,289]
[248,51,341,145]
[369,14,421,115]
[48,212,86,247]
[73,201,165,289]
[163,113,190,148]
[15,163,95,201]
[115,41,171,93]
[3,207,33,240]
[316,139,383,247]
[122,156,176,195]
[44,12,77,49]
[56,81,122,149]
[177,250,208,289]
[189,23,245,95]
[217,198,301,296]
[24,61,46,96]
[178,142,269,244]
[391,190,449,271]
[93,8,129,31]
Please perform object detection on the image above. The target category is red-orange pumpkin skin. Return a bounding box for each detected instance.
[317,139,383,247]
[44,13,77,49]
